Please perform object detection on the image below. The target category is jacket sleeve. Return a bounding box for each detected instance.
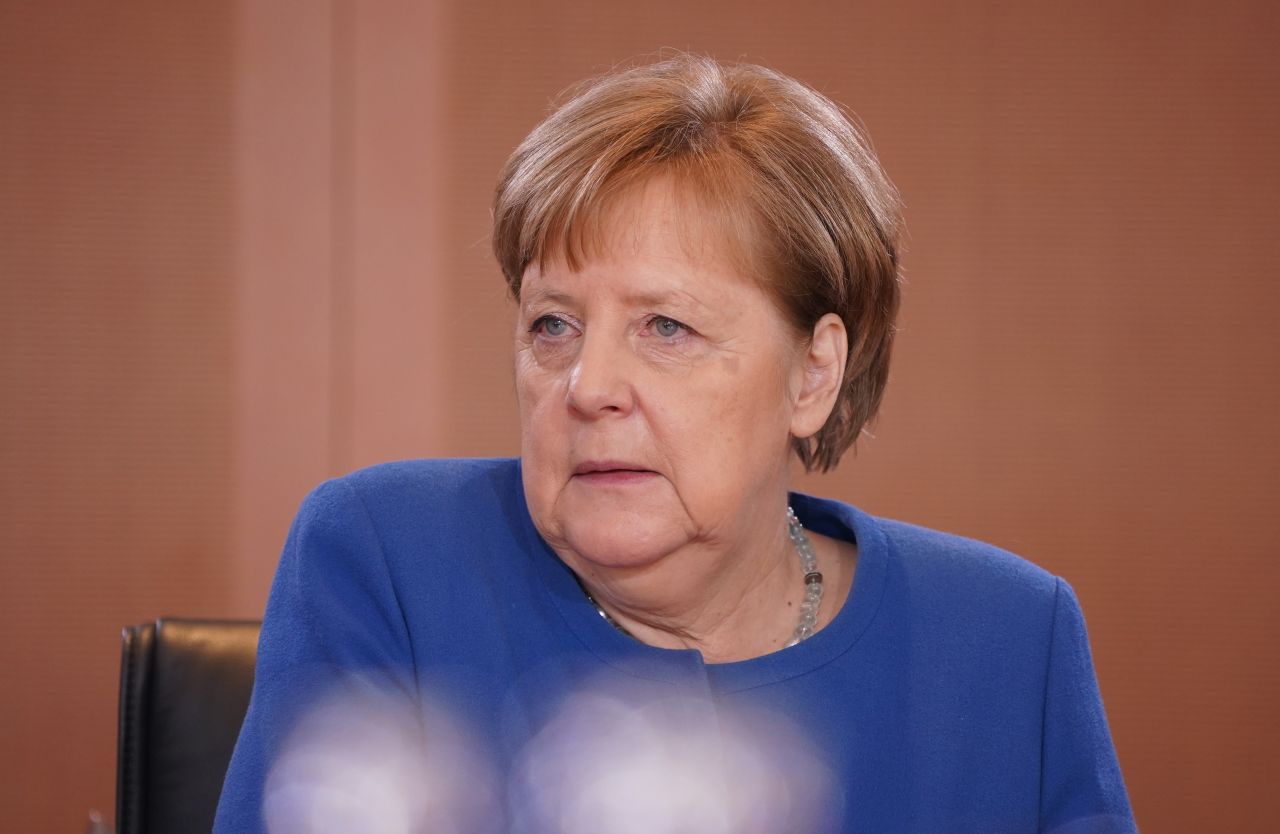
[213,477,419,833]
[1040,578,1138,833]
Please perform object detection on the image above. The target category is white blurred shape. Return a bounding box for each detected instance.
[511,686,837,834]
[264,686,498,834]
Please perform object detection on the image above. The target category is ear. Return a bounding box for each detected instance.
[789,313,848,440]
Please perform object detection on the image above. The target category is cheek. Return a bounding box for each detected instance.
[651,357,791,464]
[706,353,792,426]
[515,362,570,481]
[516,371,565,538]
[515,353,559,425]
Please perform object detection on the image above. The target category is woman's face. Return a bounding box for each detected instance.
[515,177,821,572]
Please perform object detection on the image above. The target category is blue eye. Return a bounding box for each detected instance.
[652,316,685,338]
[533,315,570,337]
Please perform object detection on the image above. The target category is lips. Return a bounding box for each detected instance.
[572,460,652,476]
[571,460,658,484]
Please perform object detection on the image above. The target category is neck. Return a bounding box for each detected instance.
[572,502,807,663]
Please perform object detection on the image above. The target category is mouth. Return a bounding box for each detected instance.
[571,460,658,484]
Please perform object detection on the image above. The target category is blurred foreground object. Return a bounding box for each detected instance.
[509,683,838,834]
[85,810,109,834]
[264,687,500,834]
[261,678,835,834]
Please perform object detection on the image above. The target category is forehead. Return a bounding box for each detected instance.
[522,175,764,301]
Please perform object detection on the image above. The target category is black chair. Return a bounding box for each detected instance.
[116,619,261,834]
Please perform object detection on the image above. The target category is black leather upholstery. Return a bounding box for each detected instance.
[117,619,261,834]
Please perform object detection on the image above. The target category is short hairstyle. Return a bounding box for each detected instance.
[492,53,902,472]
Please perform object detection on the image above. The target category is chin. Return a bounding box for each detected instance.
[533,476,692,571]
[557,513,687,572]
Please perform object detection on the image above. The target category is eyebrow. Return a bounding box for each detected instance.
[520,288,575,308]
[520,285,713,314]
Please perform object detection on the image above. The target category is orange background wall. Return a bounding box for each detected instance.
[2,1,1277,831]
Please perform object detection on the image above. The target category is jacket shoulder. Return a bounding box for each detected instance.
[317,457,520,510]
[874,515,1061,612]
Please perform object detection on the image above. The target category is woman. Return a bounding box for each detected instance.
[216,55,1135,833]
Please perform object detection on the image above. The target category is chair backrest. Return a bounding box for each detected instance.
[116,618,261,834]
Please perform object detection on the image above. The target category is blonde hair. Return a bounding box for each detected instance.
[493,54,902,471]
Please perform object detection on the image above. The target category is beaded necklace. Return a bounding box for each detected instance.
[582,506,825,648]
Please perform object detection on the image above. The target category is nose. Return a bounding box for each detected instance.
[566,330,634,418]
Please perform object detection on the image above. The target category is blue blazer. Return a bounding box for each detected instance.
[215,458,1135,833]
